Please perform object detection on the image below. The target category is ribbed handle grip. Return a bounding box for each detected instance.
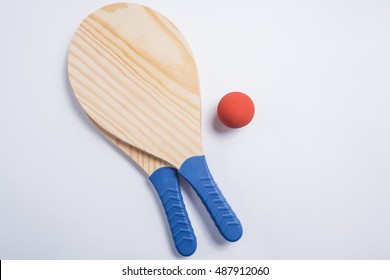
[149,167,197,256]
[178,156,243,242]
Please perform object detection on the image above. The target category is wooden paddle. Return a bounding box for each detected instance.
[68,2,242,242]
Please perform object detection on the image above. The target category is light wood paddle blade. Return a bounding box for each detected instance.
[68,2,202,167]
[68,2,242,242]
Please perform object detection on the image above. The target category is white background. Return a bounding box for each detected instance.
[0,0,389,259]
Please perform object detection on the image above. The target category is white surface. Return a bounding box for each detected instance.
[0,0,390,259]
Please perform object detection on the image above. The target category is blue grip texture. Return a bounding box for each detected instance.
[149,167,196,256]
[178,156,243,242]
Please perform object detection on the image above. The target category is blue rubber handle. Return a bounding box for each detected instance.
[178,156,243,242]
[149,167,197,256]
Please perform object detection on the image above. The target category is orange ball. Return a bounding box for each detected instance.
[217,92,255,128]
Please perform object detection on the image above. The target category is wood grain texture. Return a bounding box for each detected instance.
[89,117,169,175]
[68,3,202,168]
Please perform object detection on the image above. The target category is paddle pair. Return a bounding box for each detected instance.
[68,2,243,256]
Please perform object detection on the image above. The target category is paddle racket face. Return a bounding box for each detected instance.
[68,2,202,167]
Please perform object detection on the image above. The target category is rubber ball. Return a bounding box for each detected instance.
[217,91,255,128]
